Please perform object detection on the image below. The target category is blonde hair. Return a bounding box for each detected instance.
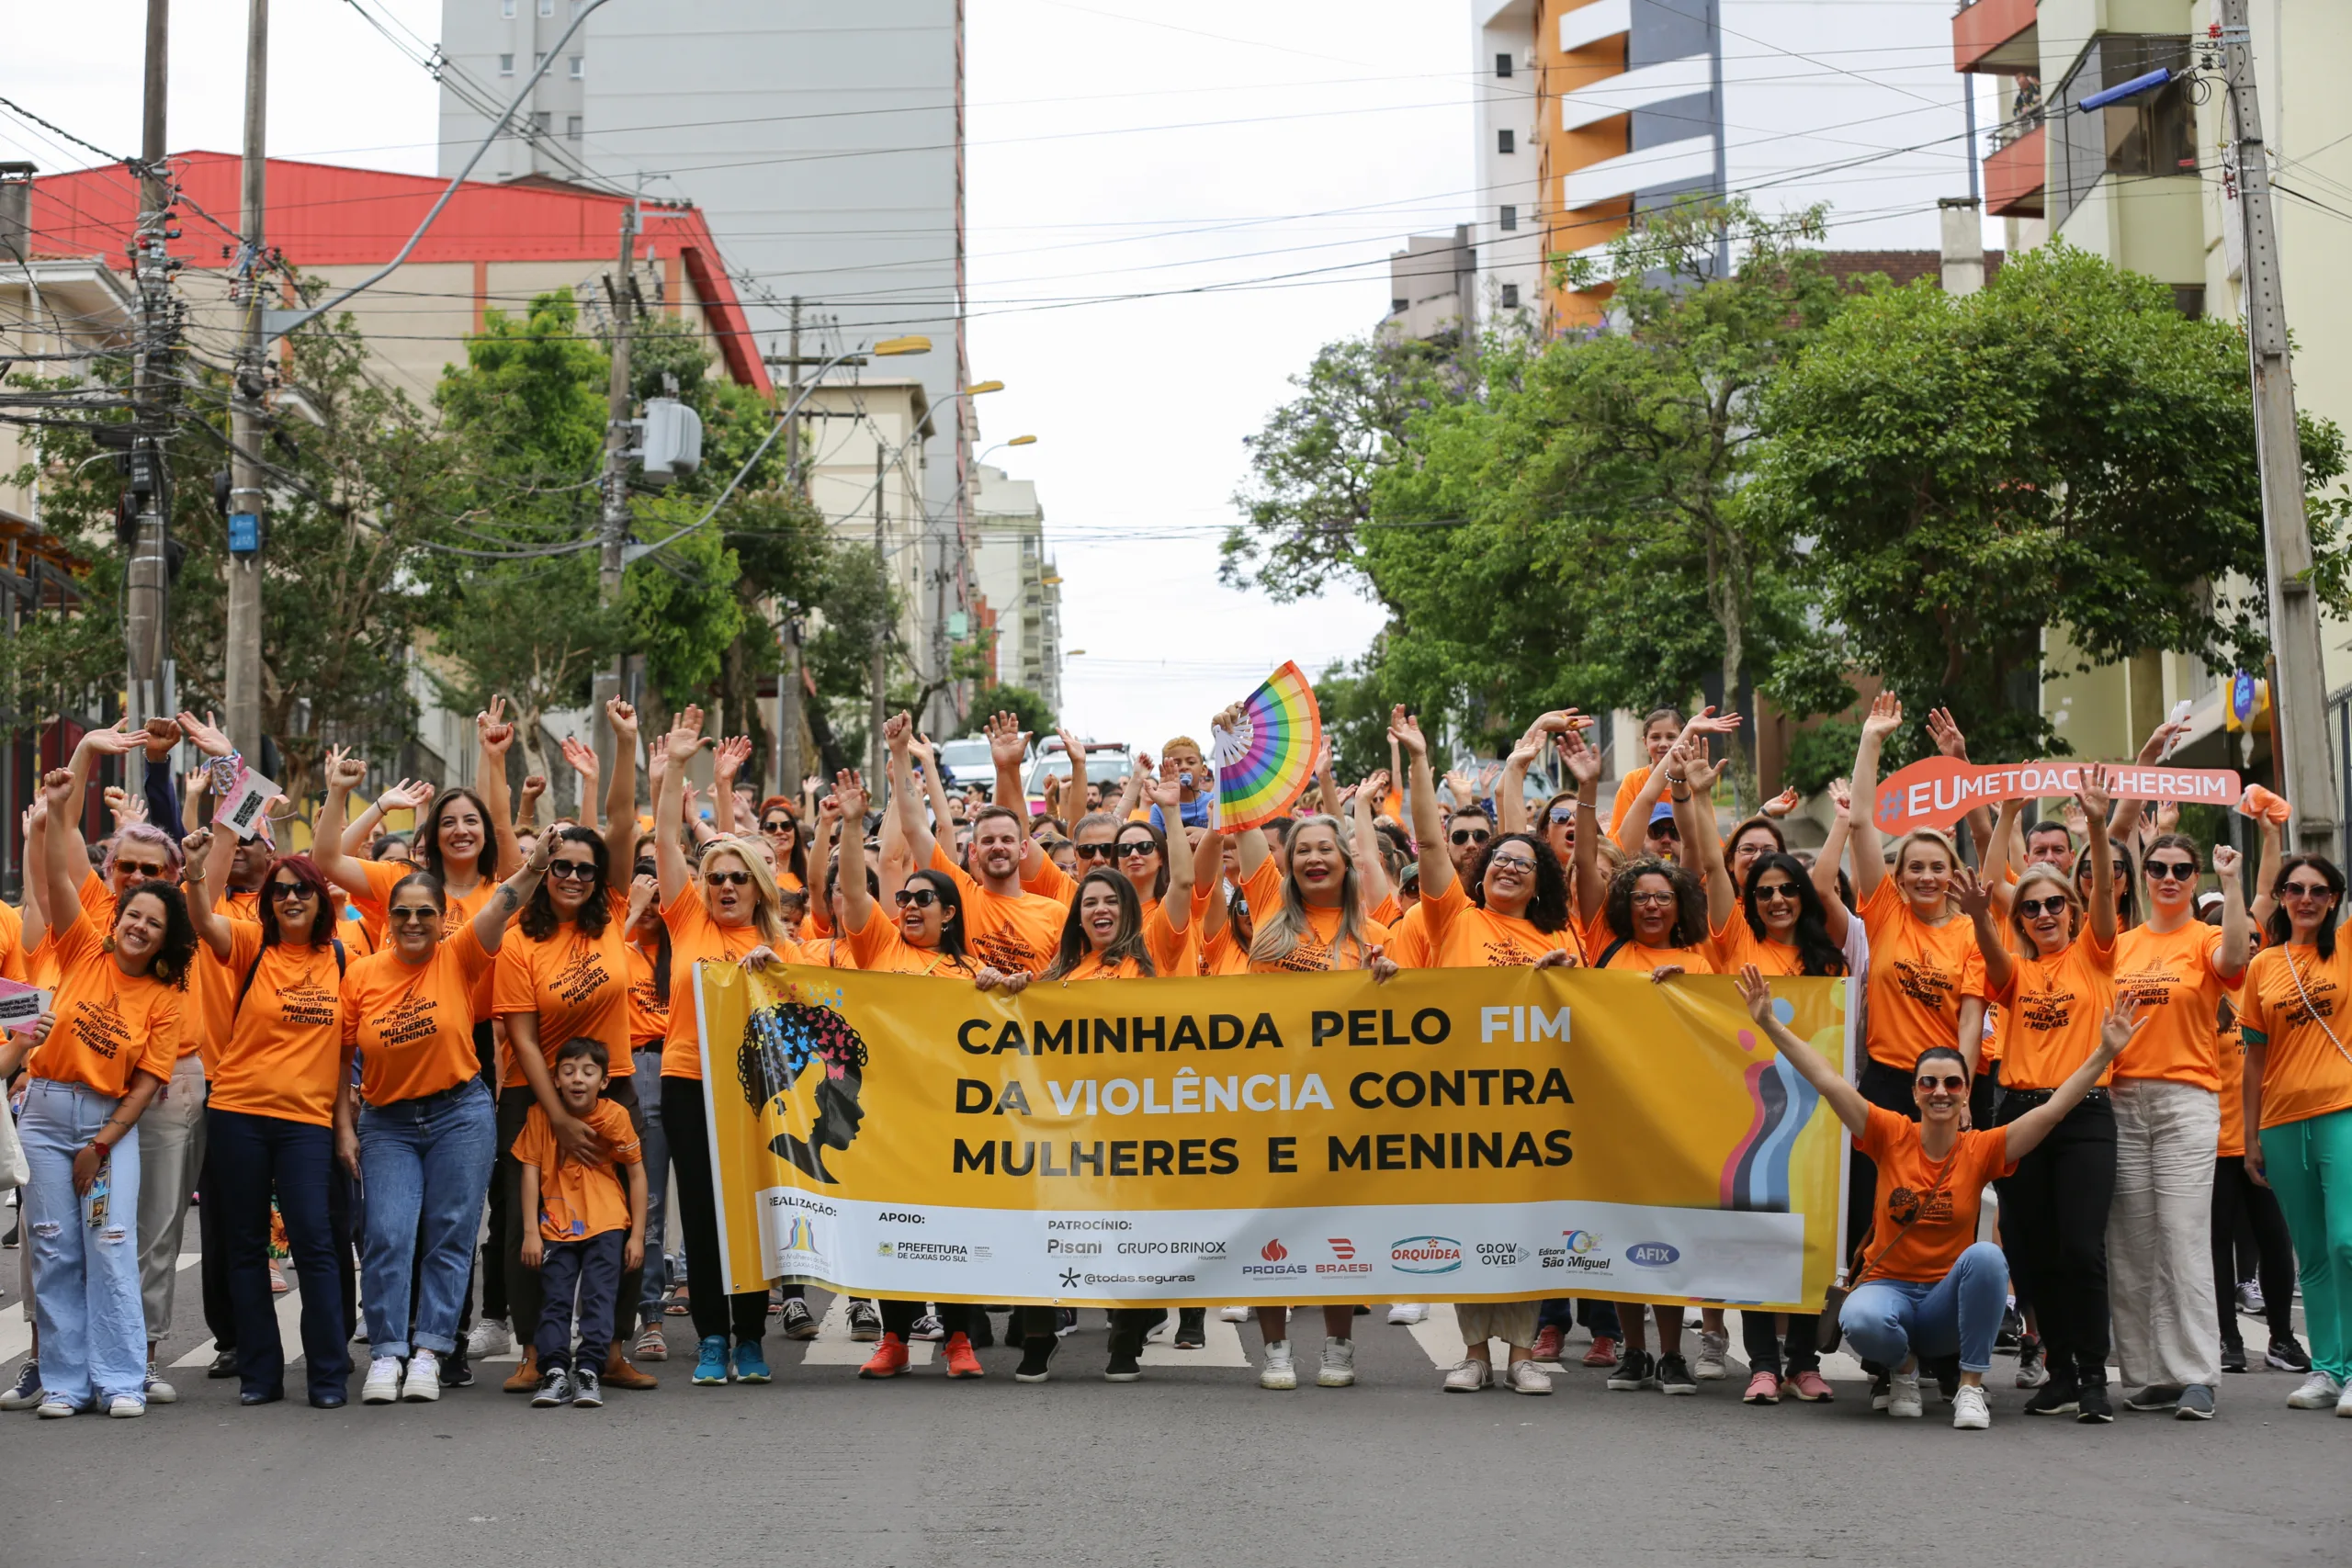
[699,835,793,949]
[1248,814,1376,969]
[2008,863,2083,953]
[1889,828,1963,912]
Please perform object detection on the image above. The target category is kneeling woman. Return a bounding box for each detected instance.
[978,772,1208,1384]
[1738,967,2141,1430]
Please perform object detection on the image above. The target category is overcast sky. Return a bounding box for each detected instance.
[4,0,1987,754]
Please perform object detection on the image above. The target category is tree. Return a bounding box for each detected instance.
[1753,242,2352,760]
[968,682,1054,739]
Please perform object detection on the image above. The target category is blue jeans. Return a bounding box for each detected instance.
[20,1078,148,1409]
[358,1078,495,1360]
[1841,1241,2010,1374]
[537,1230,627,1373]
[634,1047,670,1328]
[208,1107,353,1400]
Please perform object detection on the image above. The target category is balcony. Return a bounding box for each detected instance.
[1560,135,1717,211]
[1558,0,1629,55]
[1952,0,2038,73]
[1984,121,2045,217]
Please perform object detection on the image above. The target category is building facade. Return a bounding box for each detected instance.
[970,463,1062,716]
[801,378,935,710]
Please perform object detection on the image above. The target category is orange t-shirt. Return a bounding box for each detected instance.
[492,891,635,1086]
[1607,767,1652,837]
[2217,1023,2249,1158]
[1860,879,1983,1073]
[1596,936,1714,975]
[185,886,265,1070]
[28,908,182,1098]
[1384,901,1430,968]
[931,844,1067,976]
[1855,1107,2015,1283]
[1708,916,1808,978]
[1199,919,1250,976]
[2236,942,2352,1131]
[2112,922,2241,1091]
[842,903,980,978]
[1420,876,1564,968]
[0,898,26,984]
[624,943,669,1051]
[1239,861,1392,974]
[659,887,793,1080]
[1973,931,2116,1091]
[341,921,495,1106]
[512,1100,641,1242]
[210,920,346,1127]
[342,858,502,1021]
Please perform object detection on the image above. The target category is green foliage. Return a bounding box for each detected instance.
[1753,241,2352,761]
[1781,719,1860,798]
[969,682,1055,739]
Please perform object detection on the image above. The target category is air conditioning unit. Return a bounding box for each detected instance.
[1521,48,1537,68]
[636,397,703,484]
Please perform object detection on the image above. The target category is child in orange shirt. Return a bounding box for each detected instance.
[516,1038,646,1408]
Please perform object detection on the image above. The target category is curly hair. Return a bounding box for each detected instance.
[1603,856,1707,949]
[110,880,198,989]
[1465,831,1569,933]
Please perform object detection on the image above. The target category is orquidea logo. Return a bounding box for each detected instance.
[1242,1237,1306,1278]
[1624,1241,1681,1269]
[1389,1235,1464,1275]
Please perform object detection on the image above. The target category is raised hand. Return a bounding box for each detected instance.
[174,710,232,758]
[662,705,706,766]
[988,711,1031,768]
[180,828,213,868]
[1861,692,1903,744]
[76,720,140,758]
[2076,761,2116,820]
[1951,864,1994,920]
[883,712,914,758]
[478,695,515,758]
[1761,786,1801,818]
[141,715,183,761]
[1142,771,1182,813]
[1925,706,1970,761]
[831,768,869,822]
[605,697,639,742]
[712,736,752,782]
[2154,800,2180,833]
[1557,727,1601,789]
[40,767,74,808]
[1734,964,1773,1024]
[1826,775,1852,816]
[1386,705,1428,760]
[379,777,435,814]
[518,774,548,807]
[323,747,368,792]
[560,737,600,784]
[909,731,938,771]
[2212,843,2243,880]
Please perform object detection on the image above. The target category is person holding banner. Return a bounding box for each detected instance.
[653,705,802,1391]
[1958,773,2120,1424]
[2238,852,2352,1416]
[14,764,190,1419]
[1737,968,2143,1430]
[2102,836,2250,1419]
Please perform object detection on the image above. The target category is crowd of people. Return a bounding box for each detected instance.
[1,690,2346,1433]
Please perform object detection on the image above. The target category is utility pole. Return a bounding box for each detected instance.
[123,0,176,775]
[775,616,803,800]
[592,199,638,782]
[783,296,802,491]
[223,0,268,759]
[870,441,888,782]
[2218,0,2338,856]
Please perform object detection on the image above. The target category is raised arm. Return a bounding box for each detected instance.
[139,716,185,836]
[1848,692,1903,904]
[313,748,379,899]
[1312,738,1342,822]
[1141,774,1200,929]
[1813,775,1854,947]
[832,770,876,937]
[1113,750,1148,823]
[475,697,522,878]
[992,712,1033,820]
[1736,966,1871,1135]
[2249,812,2283,931]
[1391,706,1453,903]
[1495,724,1544,838]
[1923,707,1996,865]
[653,705,707,908]
[51,720,141,878]
[2079,763,2118,948]
[1350,768,1395,912]
[2006,999,2143,1161]
[1690,741,1738,931]
[910,731,957,852]
[2109,716,2192,844]
[18,799,50,954]
[561,735,603,834]
[38,769,84,943]
[710,736,752,838]
[2212,843,2252,981]
[599,700,639,870]
[182,828,241,962]
[1559,725,1605,926]
[470,826,556,955]
[514,773,547,839]
[1953,865,2015,997]
[887,713,941,868]
[1980,796,2023,917]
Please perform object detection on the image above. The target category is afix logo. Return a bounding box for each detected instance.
[1261,1238,1288,1262]
[1625,1241,1681,1269]
[1327,1238,1356,1260]
[1389,1235,1464,1275]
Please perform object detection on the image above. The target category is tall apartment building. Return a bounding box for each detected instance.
[971,464,1062,716]
[1951,0,2352,807]
[435,0,978,728]
[1470,0,1974,332]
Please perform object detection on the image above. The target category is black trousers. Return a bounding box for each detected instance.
[1741,1309,1821,1377]
[2211,1155,2299,1346]
[536,1231,626,1373]
[659,1076,768,1347]
[1996,1093,2117,1385]
[501,1077,647,1361]
[880,1300,973,1340]
[197,1133,237,1351]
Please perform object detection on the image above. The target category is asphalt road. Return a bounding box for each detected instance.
[4,1249,2345,1568]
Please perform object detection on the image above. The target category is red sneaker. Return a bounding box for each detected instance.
[1531,1325,1565,1362]
[858,1333,910,1379]
[1744,1370,1781,1404]
[943,1332,985,1379]
[1785,1369,1835,1402]
[1581,1336,1619,1369]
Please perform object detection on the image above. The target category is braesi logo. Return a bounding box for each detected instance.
[1390,1235,1464,1275]
[1261,1239,1289,1262]
[1317,1237,1370,1275]
[1327,1238,1355,1260]
[1624,1241,1680,1269]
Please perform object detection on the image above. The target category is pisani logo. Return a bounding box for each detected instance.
[1389,1235,1464,1275]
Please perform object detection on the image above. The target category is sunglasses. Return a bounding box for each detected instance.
[2018,896,2071,918]
[706,870,752,887]
[762,818,796,835]
[1549,807,1575,825]
[1450,829,1491,846]
[1073,842,1118,862]
[1649,823,1681,840]
[547,862,599,881]
[388,905,439,924]
[1114,840,1158,859]
[2143,861,2198,882]
[1752,881,1799,902]
[894,887,940,909]
[267,883,315,902]
[2283,882,2335,900]
[116,861,171,881]
[1915,1074,1968,1092]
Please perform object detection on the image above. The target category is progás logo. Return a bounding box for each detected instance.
[1261,1239,1288,1262]
[1242,1236,1306,1278]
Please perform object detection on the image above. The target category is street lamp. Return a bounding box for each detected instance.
[978,435,1039,465]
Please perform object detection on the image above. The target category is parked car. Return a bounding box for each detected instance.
[1025,738,1134,810]
[933,736,1013,794]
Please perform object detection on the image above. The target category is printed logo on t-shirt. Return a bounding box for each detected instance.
[2019,985,2077,1032]
[971,928,1051,976]
[66,994,131,1062]
[373,994,440,1049]
[1480,934,1544,967]
[1893,957,1954,1011]
[1886,1184,1956,1229]
[2116,963,2181,1011]
[2278,968,2337,1028]
[550,945,613,1006]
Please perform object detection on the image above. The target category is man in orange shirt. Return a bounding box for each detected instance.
[889,715,1065,976]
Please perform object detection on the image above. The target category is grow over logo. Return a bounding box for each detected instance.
[1625,1241,1680,1269]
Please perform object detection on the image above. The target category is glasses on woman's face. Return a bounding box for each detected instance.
[548,861,598,881]
[1630,890,1676,908]
[1916,1074,1967,1092]
[267,882,314,902]
[2018,896,2070,918]
[1115,840,1157,860]
[2143,860,2197,882]
[1487,852,1537,874]
[706,870,752,887]
[116,859,171,881]
[2283,880,2335,901]
[894,887,940,909]
[1549,807,1575,825]
[1753,880,1799,903]
[389,905,438,925]
[1073,842,1117,863]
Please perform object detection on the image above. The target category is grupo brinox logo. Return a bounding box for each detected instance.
[1562,1229,1601,1255]
[1624,1241,1681,1269]
[1389,1235,1464,1275]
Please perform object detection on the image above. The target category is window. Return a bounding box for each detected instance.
[501,0,515,15]
[569,55,583,79]
[498,52,514,75]
[1496,52,1512,79]
[1499,205,1518,231]
[531,110,552,134]
[537,0,553,15]
[1498,129,1515,154]
[566,114,582,141]
[534,51,546,69]
[1500,284,1521,310]
[2171,284,2205,319]
[2047,34,2195,229]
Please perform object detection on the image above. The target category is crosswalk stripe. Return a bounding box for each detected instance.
[1140,1310,1252,1367]
[797,1295,933,1364]
[170,1277,307,1369]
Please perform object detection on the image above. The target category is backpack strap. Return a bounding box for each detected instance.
[1595,936,1632,971]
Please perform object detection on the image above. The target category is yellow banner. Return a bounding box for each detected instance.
[695,963,1852,1310]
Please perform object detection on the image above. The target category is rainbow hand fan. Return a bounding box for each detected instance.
[1211,661,1323,829]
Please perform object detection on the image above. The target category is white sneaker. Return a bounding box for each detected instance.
[361,1356,402,1404]
[1317,1337,1356,1387]
[1952,1384,1990,1430]
[36,1393,77,1418]
[1508,1359,1555,1395]
[107,1394,145,1418]
[1887,1371,1924,1418]
[2287,1371,2345,1410]
[1693,1330,1730,1381]
[1442,1358,1491,1393]
[401,1350,443,1403]
[467,1317,514,1359]
[909,1313,945,1342]
[1385,1303,1429,1325]
[1143,1315,1170,1343]
[1260,1339,1297,1391]
[1219,1305,1253,1324]
[144,1356,177,1405]
[2337,1383,2352,1419]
